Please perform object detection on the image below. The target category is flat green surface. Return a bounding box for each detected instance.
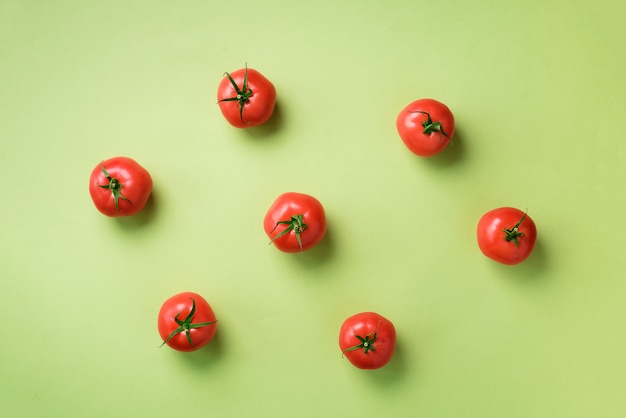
[1,1,625,417]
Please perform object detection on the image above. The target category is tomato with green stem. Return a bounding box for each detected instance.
[264,192,327,253]
[477,207,537,265]
[396,98,455,157]
[88,156,153,217]
[339,312,396,370]
[158,292,217,352]
[217,65,276,128]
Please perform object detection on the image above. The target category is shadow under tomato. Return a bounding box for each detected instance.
[288,225,336,270]
[490,238,549,284]
[174,328,224,370]
[360,335,409,387]
[114,188,158,229]
[242,99,285,139]
[423,126,467,168]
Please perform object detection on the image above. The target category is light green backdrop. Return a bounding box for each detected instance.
[1,0,625,417]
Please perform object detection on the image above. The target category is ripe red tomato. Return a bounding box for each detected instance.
[264,192,327,253]
[339,312,396,370]
[157,292,217,352]
[217,65,276,128]
[88,156,153,217]
[396,98,455,157]
[477,207,537,265]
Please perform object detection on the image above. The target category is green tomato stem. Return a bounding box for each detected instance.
[98,164,131,211]
[342,330,377,356]
[503,211,528,248]
[160,298,217,348]
[270,214,308,251]
[409,110,451,139]
[218,64,253,122]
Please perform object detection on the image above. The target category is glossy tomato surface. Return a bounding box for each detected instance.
[217,66,276,128]
[477,207,537,265]
[157,292,217,352]
[339,312,396,370]
[396,98,455,157]
[88,156,153,217]
[264,192,327,253]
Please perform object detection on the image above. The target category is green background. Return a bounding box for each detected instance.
[1,0,625,417]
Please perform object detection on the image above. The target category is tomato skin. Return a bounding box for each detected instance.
[217,67,277,128]
[396,98,455,157]
[157,292,217,352]
[264,192,327,253]
[89,157,152,217]
[477,207,537,265]
[339,312,396,370]
[88,156,153,217]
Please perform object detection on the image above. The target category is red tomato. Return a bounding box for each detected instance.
[396,98,455,157]
[264,192,327,253]
[339,312,396,370]
[217,65,276,128]
[477,207,537,265]
[157,292,217,352]
[88,156,153,217]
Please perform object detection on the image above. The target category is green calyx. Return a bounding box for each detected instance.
[160,298,217,347]
[410,110,451,139]
[503,212,527,248]
[270,214,308,251]
[218,64,253,122]
[99,164,131,211]
[343,330,377,355]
